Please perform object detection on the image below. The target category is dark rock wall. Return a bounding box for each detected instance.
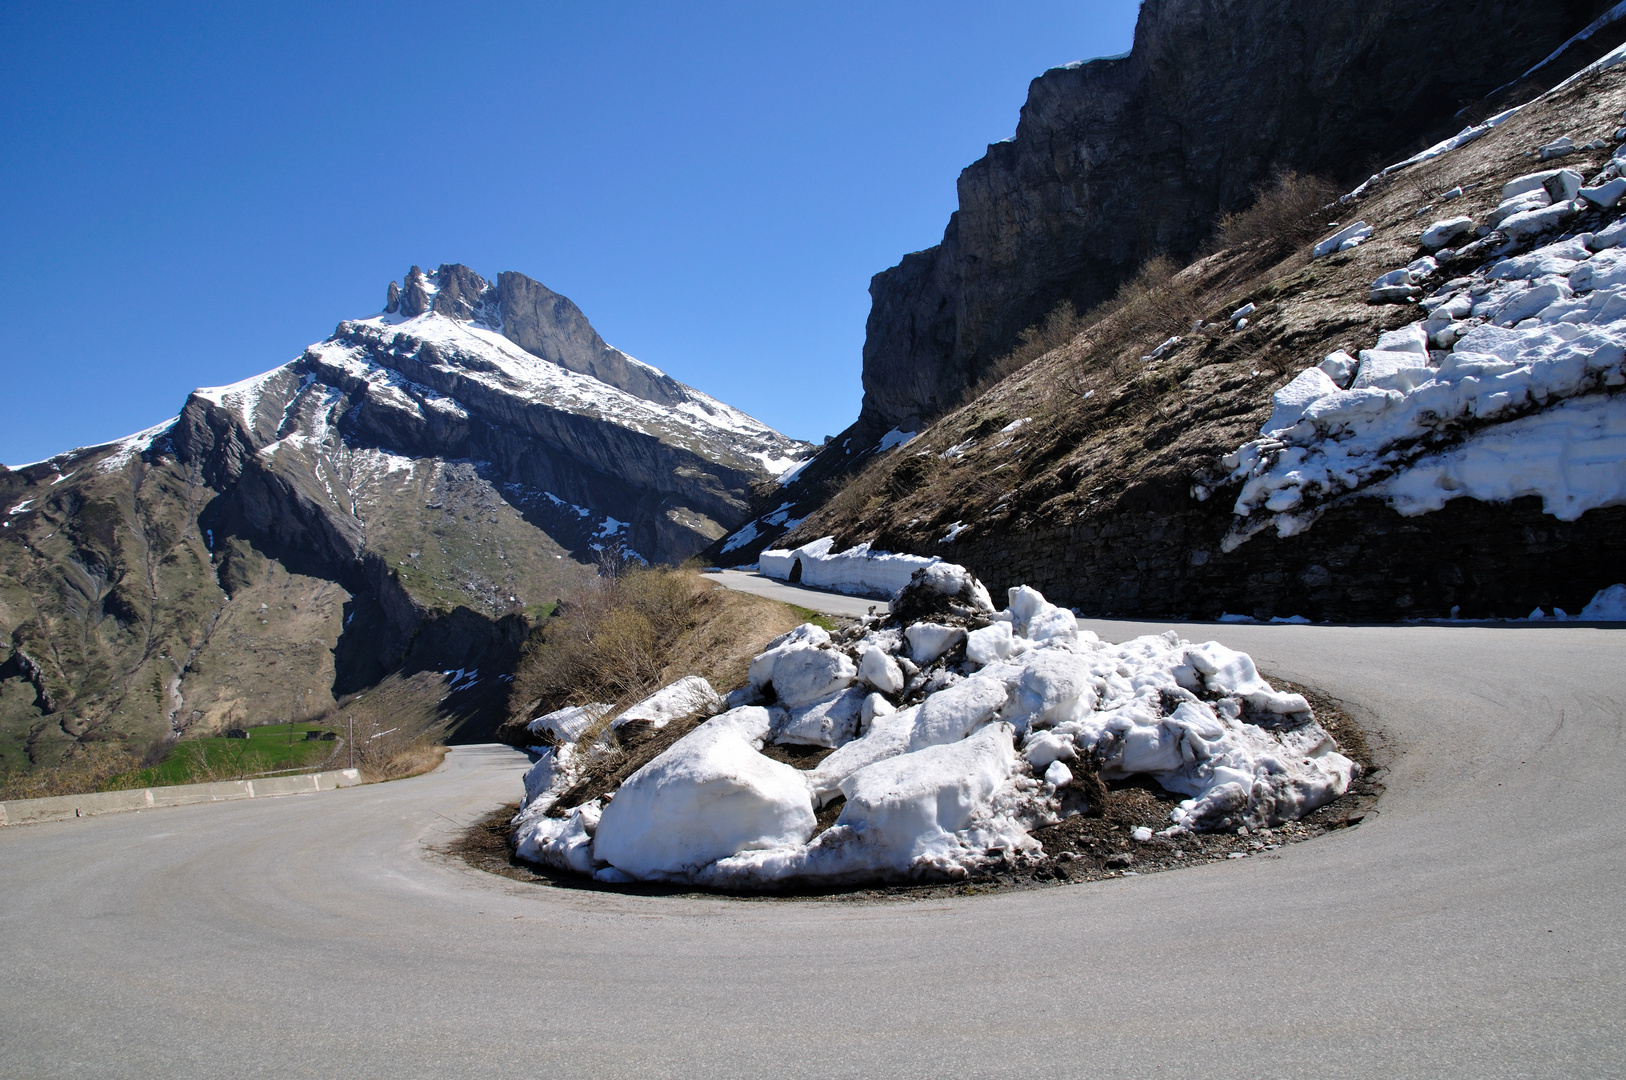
[933,494,1626,622]
[859,0,1615,434]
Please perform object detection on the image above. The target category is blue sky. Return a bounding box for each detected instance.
[0,1,1140,464]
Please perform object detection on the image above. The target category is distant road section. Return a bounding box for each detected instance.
[707,569,889,618]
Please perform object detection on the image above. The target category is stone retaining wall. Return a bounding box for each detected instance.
[0,769,364,827]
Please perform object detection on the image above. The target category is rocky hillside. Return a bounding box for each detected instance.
[712,0,1622,562]
[754,36,1626,621]
[0,265,809,776]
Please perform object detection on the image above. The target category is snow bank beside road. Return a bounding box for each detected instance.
[760,537,940,599]
[512,564,1355,888]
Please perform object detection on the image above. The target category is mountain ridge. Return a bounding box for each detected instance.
[0,266,810,776]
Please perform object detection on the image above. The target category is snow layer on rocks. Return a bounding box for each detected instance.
[513,566,1355,888]
[1218,197,1626,550]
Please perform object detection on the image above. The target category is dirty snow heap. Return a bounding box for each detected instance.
[511,564,1355,888]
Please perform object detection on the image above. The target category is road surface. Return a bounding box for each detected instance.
[2,620,1622,1078]
[707,568,889,618]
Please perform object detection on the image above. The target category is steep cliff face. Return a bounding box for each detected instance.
[858,0,1616,436]
[0,266,810,774]
[764,36,1626,623]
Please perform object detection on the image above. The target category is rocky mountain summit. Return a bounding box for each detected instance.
[0,266,809,774]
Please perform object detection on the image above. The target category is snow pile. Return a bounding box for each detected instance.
[1581,583,1626,619]
[1523,582,1626,620]
[527,703,612,743]
[760,537,941,599]
[511,566,1355,888]
[1215,161,1626,551]
[613,676,721,729]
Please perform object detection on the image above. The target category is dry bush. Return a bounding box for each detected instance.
[500,568,803,756]
[508,564,705,727]
[1212,170,1339,257]
[0,741,149,801]
[1106,255,1206,343]
[966,300,1086,402]
[1040,255,1206,416]
[316,671,460,782]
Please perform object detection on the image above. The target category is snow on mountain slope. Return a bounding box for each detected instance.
[0,265,810,770]
[160,264,813,565]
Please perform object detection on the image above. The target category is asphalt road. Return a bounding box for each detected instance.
[706,568,889,618]
[2,621,1623,1078]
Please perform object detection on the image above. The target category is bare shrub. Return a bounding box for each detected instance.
[508,564,704,727]
[1107,255,1205,341]
[967,300,1086,402]
[1212,170,1340,257]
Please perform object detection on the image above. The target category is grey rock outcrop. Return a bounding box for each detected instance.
[858,0,1617,435]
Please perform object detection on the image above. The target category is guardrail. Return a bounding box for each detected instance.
[0,769,364,827]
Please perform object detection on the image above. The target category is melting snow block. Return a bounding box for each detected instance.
[528,703,612,742]
[1005,584,1083,644]
[749,625,857,708]
[1262,368,1339,436]
[1503,169,1567,199]
[1313,222,1372,257]
[805,705,918,804]
[760,537,938,598]
[836,723,1018,866]
[1500,202,1579,242]
[999,650,1099,732]
[1489,189,1552,228]
[1353,350,1434,392]
[1374,324,1430,354]
[965,622,1017,665]
[592,707,817,879]
[908,675,1011,750]
[776,686,866,747]
[905,622,966,664]
[1588,217,1626,250]
[1421,216,1475,249]
[910,562,996,611]
[857,645,905,694]
[1538,137,1577,161]
[1491,281,1571,325]
[860,692,895,728]
[521,746,572,808]
[1581,583,1626,620]
[514,801,602,873]
[614,676,721,729]
[1183,641,1309,716]
[1582,177,1626,208]
[1022,728,1077,770]
[766,646,857,708]
[1318,350,1358,387]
